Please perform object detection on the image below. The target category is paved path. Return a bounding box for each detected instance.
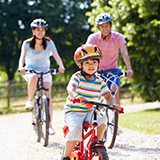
[0,102,160,160]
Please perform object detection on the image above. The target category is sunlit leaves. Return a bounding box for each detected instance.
[87,0,160,101]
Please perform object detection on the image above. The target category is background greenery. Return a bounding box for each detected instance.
[0,0,160,102]
[119,108,160,135]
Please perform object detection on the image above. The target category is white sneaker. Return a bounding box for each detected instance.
[25,101,33,110]
[49,127,56,135]
[117,127,123,135]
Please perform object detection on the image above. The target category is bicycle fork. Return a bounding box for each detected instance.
[36,90,42,123]
[36,89,50,123]
[87,110,105,160]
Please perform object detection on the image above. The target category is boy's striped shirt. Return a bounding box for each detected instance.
[64,71,110,115]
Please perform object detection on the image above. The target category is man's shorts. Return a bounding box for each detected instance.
[100,68,121,88]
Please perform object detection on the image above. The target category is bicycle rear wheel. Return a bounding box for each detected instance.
[103,110,118,149]
[39,96,50,147]
[32,100,41,142]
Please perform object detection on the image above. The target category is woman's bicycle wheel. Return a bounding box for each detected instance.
[32,100,41,142]
[103,109,118,149]
[39,96,50,147]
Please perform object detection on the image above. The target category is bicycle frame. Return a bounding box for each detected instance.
[30,69,58,123]
[73,108,104,160]
[28,69,59,146]
[63,99,123,160]
[97,71,126,149]
[35,73,50,123]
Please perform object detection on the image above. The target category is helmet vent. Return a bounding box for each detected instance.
[94,47,97,52]
[82,49,88,54]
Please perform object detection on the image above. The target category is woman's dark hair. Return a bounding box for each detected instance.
[28,36,52,49]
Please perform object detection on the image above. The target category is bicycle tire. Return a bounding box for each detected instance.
[32,100,41,142]
[40,96,50,147]
[104,110,118,149]
[84,146,109,160]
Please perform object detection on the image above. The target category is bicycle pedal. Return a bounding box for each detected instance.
[26,107,33,111]
[31,122,36,125]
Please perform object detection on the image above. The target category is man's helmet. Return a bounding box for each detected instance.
[30,18,48,29]
[74,44,103,64]
[95,13,112,25]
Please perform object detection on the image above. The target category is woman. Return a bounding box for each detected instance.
[18,18,65,135]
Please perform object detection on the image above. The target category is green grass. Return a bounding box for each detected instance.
[119,108,160,135]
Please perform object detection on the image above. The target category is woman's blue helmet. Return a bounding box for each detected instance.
[95,13,112,25]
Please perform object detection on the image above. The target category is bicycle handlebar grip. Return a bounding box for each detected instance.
[72,98,80,104]
[118,107,124,114]
[51,69,58,75]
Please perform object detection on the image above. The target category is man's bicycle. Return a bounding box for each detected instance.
[63,98,124,160]
[25,69,59,147]
[97,70,126,149]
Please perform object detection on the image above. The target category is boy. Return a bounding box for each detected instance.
[62,44,121,160]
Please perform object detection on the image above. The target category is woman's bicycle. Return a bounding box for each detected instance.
[24,69,59,147]
[97,70,126,149]
[63,98,124,160]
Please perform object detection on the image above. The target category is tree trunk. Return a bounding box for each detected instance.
[6,64,14,81]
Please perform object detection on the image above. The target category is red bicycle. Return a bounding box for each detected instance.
[63,99,124,160]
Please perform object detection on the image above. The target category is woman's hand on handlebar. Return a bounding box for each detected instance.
[58,66,65,73]
[18,67,26,75]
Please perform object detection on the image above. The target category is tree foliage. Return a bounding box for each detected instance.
[86,0,160,101]
[0,0,92,80]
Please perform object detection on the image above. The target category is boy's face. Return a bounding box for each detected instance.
[80,59,99,75]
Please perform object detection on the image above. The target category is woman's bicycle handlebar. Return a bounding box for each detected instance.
[72,98,124,114]
[18,69,60,75]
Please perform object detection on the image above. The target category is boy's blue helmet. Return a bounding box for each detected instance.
[95,13,112,25]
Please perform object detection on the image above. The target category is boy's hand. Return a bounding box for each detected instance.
[77,96,87,105]
[72,96,87,105]
[112,104,121,112]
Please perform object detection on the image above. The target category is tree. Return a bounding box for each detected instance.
[86,0,160,101]
[0,0,92,80]
[0,0,31,80]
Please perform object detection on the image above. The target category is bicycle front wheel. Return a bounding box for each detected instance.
[94,147,109,160]
[103,110,118,149]
[39,96,50,147]
[84,147,109,160]
[32,100,41,142]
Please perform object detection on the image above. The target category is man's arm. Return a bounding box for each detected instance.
[120,43,133,79]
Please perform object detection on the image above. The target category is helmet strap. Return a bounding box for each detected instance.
[103,32,111,40]
[34,35,43,40]
[81,69,95,78]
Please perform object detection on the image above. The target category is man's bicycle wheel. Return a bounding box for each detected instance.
[103,109,118,149]
[39,96,50,147]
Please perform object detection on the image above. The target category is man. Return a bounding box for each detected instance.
[86,13,133,134]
